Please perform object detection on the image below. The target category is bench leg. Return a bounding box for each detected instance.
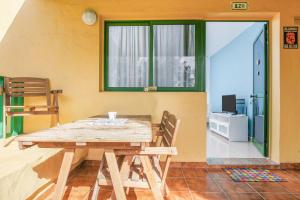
[50,113,60,127]
[2,105,6,139]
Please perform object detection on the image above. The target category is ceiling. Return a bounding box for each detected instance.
[206,22,255,57]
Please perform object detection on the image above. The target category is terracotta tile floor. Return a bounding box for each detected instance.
[55,165,300,200]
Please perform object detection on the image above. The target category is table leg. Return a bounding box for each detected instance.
[140,155,164,200]
[53,149,75,200]
[91,156,106,200]
[105,150,126,200]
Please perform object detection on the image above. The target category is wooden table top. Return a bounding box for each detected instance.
[17,115,152,144]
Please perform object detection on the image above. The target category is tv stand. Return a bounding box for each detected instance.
[209,113,248,142]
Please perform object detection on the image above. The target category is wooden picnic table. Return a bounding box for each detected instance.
[17,115,163,200]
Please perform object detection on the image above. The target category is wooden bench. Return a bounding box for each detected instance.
[2,77,62,138]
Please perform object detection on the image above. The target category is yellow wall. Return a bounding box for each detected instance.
[0,0,299,162]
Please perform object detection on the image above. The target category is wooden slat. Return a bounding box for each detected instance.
[115,147,178,156]
[9,77,48,82]
[8,92,47,97]
[17,118,152,143]
[159,111,169,130]
[9,88,47,93]
[165,120,175,133]
[8,83,46,88]
[6,105,57,110]
[0,86,3,95]
[160,114,178,147]
[161,137,171,147]
[98,175,162,189]
[20,141,140,149]
[162,129,173,146]
[91,115,152,122]
[5,77,51,100]
[6,110,58,116]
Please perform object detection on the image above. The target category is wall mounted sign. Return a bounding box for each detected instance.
[231,2,248,10]
[283,26,298,49]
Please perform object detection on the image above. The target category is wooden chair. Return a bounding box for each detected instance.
[152,110,169,144]
[2,77,62,138]
[92,113,180,200]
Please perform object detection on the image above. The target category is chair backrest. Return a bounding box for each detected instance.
[160,113,180,186]
[4,77,51,106]
[161,113,180,147]
[159,110,169,131]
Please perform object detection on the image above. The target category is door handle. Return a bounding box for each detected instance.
[250,95,258,98]
[144,86,157,92]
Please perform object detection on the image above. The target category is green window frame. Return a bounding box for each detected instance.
[104,20,205,92]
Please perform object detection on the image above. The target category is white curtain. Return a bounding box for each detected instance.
[154,25,195,87]
[109,26,149,87]
[108,25,195,88]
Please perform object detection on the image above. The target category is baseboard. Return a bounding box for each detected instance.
[280,163,300,169]
[82,160,300,169]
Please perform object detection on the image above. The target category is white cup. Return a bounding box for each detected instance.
[108,112,117,121]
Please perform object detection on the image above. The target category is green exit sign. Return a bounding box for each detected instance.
[231,2,248,10]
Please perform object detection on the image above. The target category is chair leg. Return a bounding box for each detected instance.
[119,155,133,195]
[140,155,164,200]
[50,113,60,127]
[110,192,117,200]
[56,113,60,126]
[91,156,106,200]
[2,107,6,139]
[162,184,170,197]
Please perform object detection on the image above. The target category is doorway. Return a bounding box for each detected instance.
[206,21,271,165]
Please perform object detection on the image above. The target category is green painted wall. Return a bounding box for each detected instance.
[0,76,23,138]
[10,97,24,136]
[0,76,3,138]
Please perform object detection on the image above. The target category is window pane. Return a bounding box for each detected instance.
[108,26,149,87]
[153,25,196,87]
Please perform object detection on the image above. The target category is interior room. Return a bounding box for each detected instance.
[206,22,269,163]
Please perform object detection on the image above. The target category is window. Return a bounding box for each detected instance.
[104,21,205,91]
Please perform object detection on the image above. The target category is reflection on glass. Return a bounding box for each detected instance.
[108,26,149,87]
[153,25,196,87]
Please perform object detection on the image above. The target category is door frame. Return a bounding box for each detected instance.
[252,24,269,157]
[205,20,270,157]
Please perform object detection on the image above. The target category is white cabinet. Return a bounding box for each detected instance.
[209,113,248,142]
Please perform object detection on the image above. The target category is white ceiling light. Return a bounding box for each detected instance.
[82,9,97,26]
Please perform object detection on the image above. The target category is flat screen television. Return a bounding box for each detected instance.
[222,95,236,113]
